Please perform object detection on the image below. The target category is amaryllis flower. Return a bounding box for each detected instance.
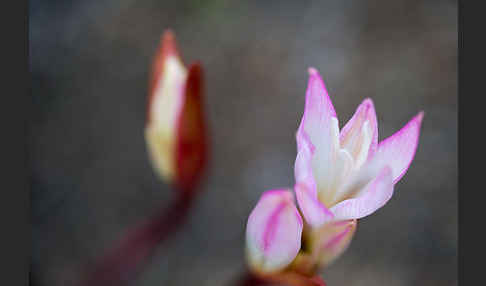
[294,67,423,229]
[245,67,423,279]
[145,30,208,194]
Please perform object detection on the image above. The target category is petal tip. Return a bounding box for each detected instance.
[161,29,179,57]
[415,111,425,124]
[303,67,336,119]
[261,189,294,203]
[362,98,375,109]
[162,29,175,40]
[308,67,319,76]
[362,97,373,104]
[373,110,424,184]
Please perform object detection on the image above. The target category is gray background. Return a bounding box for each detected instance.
[30,0,457,285]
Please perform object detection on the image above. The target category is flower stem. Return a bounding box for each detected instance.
[79,192,194,286]
[233,270,327,286]
[233,271,271,286]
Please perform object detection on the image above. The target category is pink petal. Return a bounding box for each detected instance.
[246,190,303,273]
[312,220,357,267]
[299,68,337,131]
[294,68,339,227]
[329,166,394,221]
[370,112,424,184]
[296,68,339,173]
[294,129,316,187]
[340,98,378,163]
[294,131,333,228]
[294,183,334,228]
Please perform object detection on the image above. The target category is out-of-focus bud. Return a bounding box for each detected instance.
[145,30,208,194]
[309,219,357,268]
[246,190,303,274]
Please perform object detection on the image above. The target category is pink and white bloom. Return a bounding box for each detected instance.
[246,190,303,274]
[294,68,424,228]
[245,67,423,278]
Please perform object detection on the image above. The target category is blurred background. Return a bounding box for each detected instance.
[29,0,457,285]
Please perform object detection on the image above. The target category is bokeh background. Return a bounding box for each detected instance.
[30,0,457,285]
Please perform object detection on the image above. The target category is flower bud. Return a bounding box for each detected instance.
[246,190,303,274]
[145,30,207,194]
[309,219,357,268]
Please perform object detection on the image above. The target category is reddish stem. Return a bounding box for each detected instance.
[233,270,327,286]
[234,272,268,286]
[79,192,194,286]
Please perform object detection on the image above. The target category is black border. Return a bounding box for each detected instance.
[1,0,29,285]
[457,0,462,284]
[459,0,481,285]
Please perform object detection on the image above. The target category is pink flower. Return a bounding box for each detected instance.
[294,67,423,228]
[245,67,423,277]
[145,30,208,194]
